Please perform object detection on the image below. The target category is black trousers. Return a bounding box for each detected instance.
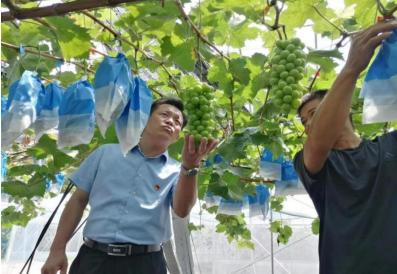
[69,244,167,274]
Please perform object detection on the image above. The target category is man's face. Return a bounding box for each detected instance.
[145,103,184,144]
[299,98,321,135]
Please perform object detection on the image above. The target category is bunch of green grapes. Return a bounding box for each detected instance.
[269,38,306,114]
[184,84,217,142]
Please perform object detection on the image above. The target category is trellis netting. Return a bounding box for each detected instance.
[94,53,130,136]
[1,71,45,148]
[116,76,152,156]
[32,82,64,141]
[57,80,95,148]
[360,29,397,124]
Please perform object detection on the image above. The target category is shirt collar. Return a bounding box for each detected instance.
[134,145,169,163]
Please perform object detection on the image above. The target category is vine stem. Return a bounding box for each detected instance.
[1,41,94,73]
[376,0,397,17]
[1,0,144,22]
[81,11,180,95]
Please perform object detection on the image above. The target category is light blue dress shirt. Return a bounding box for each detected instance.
[69,144,181,245]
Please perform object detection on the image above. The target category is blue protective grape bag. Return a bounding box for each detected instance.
[94,53,131,136]
[116,76,152,155]
[360,29,397,124]
[1,71,44,148]
[32,82,64,140]
[58,80,95,148]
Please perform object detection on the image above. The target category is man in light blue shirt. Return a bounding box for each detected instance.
[42,97,218,274]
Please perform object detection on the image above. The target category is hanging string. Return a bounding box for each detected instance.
[19,183,75,274]
[108,8,111,42]
[115,38,122,53]
[81,59,88,81]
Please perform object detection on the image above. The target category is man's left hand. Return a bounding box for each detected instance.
[181,135,219,169]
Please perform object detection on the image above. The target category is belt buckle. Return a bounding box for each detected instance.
[107,244,131,256]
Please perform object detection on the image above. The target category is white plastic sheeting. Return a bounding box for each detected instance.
[2,195,319,274]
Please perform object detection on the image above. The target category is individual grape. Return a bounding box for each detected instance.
[286,44,296,52]
[283,86,292,94]
[276,64,285,73]
[286,53,296,62]
[269,38,306,114]
[277,80,287,89]
[280,71,289,79]
[283,95,292,103]
[286,76,295,84]
[285,63,295,71]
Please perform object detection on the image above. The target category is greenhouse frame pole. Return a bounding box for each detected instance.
[270,209,274,274]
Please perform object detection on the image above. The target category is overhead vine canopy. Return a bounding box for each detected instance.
[1,0,396,247]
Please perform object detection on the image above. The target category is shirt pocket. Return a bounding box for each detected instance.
[135,164,174,208]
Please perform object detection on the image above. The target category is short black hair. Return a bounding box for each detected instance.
[297,89,354,127]
[150,96,188,128]
[297,89,328,117]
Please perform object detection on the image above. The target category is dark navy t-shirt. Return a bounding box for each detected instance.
[294,131,397,274]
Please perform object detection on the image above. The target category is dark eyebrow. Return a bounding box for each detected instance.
[165,110,182,123]
[174,114,182,123]
[308,107,316,114]
[300,107,317,125]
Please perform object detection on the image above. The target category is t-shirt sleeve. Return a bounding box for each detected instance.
[389,130,397,142]
[379,130,397,162]
[293,150,324,192]
[69,146,106,193]
[293,151,326,216]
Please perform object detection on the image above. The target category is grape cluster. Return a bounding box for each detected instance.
[269,38,306,114]
[184,84,216,141]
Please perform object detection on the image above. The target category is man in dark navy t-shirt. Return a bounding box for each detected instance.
[294,21,397,274]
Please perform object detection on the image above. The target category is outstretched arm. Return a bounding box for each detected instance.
[41,188,89,274]
[173,135,218,218]
[304,21,397,174]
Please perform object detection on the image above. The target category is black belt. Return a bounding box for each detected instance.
[83,237,162,256]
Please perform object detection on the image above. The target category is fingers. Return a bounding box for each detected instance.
[367,20,397,38]
[183,134,189,153]
[360,20,397,44]
[41,266,53,274]
[346,20,397,74]
[353,20,396,43]
[207,139,219,153]
[186,135,195,154]
[61,264,68,274]
[198,138,218,156]
[367,31,393,48]
[198,138,208,155]
[41,265,48,274]
[184,135,218,160]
